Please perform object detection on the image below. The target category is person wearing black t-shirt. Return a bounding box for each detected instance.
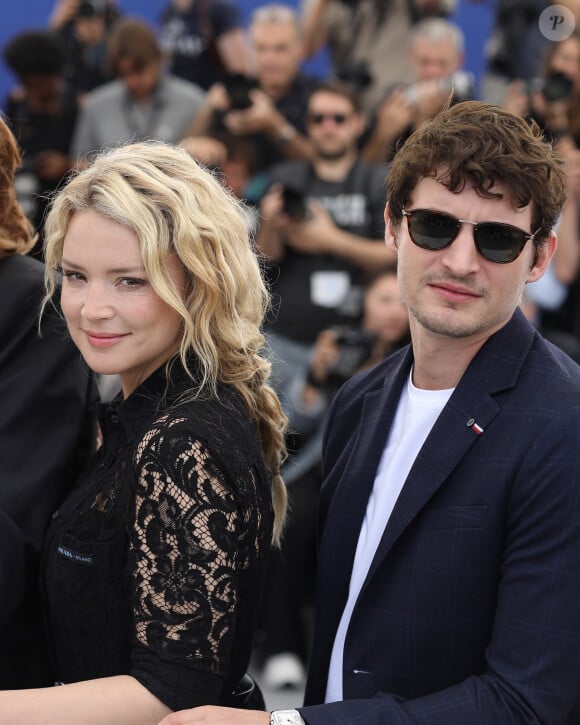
[158,0,251,90]
[256,81,395,401]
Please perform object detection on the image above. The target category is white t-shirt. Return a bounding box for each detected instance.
[325,371,454,703]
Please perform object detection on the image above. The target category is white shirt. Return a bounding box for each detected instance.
[325,371,454,702]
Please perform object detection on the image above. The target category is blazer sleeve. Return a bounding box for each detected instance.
[300,404,580,724]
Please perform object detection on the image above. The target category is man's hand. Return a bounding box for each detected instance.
[503,79,530,117]
[158,706,270,724]
[206,83,231,113]
[224,89,281,136]
[284,201,338,254]
[375,87,415,138]
[412,80,449,124]
[309,328,341,384]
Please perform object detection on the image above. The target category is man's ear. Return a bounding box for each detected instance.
[384,203,398,252]
[527,230,557,284]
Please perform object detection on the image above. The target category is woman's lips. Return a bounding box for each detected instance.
[84,331,130,348]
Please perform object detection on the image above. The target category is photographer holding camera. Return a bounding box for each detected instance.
[503,33,580,144]
[301,0,455,114]
[502,33,580,357]
[256,81,395,402]
[361,17,472,164]
[183,4,315,172]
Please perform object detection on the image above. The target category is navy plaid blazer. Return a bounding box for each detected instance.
[301,309,580,724]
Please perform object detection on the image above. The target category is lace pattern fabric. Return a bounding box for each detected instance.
[132,414,255,670]
[42,362,273,710]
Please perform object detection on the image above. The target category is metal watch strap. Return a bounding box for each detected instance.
[270,709,306,725]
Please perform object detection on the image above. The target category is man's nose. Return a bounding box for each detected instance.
[439,223,481,275]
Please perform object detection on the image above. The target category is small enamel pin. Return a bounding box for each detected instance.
[466,417,484,435]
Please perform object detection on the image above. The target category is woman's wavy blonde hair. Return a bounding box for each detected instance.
[0,114,37,257]
[43,141,287,542]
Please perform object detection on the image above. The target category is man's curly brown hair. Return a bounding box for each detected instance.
[387,101,567,252]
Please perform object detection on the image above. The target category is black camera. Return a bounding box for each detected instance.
[528,71,574,103]
[281,186,307,221]
[223,73,257,110]
[540,71,574,103]
[325,326,377,390]
[336,61,373,92]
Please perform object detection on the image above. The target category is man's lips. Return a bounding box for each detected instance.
[429,282,481,303]
[83,331,130,347]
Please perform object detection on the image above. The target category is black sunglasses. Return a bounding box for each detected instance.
[308,112,350,125]
[401,208,538,264]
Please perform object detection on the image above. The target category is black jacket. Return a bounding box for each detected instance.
[0,254,97,687]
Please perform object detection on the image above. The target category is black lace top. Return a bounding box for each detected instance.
[40,357,274,711]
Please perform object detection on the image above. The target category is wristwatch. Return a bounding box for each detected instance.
[270,710,306,725]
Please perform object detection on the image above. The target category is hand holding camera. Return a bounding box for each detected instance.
[283,199,339,255]
[223,73,258,111]
[223,79,286,138]
[306,326,377,393]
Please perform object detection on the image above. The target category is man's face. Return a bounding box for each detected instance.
[251,21,302,89]
[21,73,62,111]
[410,37,462,81]
[306,91,364,160]
[385,175,555,347]
[117,58,160,100]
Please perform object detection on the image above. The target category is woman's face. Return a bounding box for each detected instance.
[363,274,409,346]
[60,208,188,397]
[550,37,580,82]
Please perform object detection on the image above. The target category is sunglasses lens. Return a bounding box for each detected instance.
[408,210,458,250]
[475,224,528,263]
[310,113,348,124]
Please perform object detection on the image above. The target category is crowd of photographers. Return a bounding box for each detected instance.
[3,0,580,696]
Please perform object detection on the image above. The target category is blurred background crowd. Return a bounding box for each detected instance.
[4,0,580,703]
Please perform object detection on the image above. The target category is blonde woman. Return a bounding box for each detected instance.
[0,141,286,723]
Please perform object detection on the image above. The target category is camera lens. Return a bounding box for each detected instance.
[542,71,574,103]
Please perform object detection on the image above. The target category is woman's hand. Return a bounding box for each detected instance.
[159,706,270,724]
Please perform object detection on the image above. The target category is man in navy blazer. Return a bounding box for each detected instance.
[159,102,580,724]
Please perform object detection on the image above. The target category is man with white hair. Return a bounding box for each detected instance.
[362,17,473,164]
[183,3,316,171]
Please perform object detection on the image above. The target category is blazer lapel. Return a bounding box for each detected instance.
[317,349,413,623]
[362,309,536,589]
